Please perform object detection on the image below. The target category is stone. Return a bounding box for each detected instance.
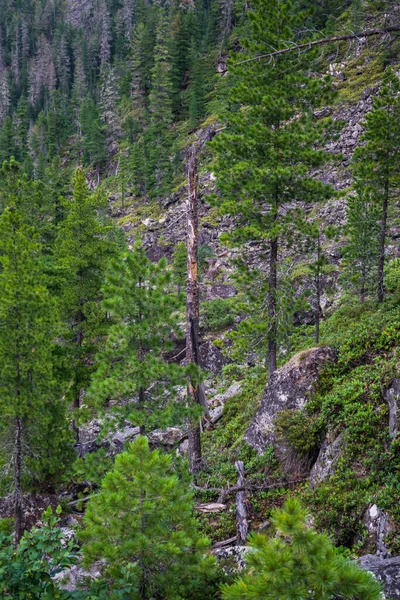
[359,554,400,599]
[309,434,344,488]
[245,347,336,454]
[199,340,229,374]
[357,505,395,557]
[211,382,243,407]
[177,439,189,457]
[53,562,104,592]
[213,546,249,573]
[384,379,400,439]
[147,427,185,446]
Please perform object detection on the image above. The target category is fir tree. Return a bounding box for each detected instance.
[55,168,115,428]
[88,246,193,431]
[0,206,71,542]
[222,499,382,600]
[15,95,29,161]
[211,0,333,378]
[352,69,400,303]
[82,436,218,599]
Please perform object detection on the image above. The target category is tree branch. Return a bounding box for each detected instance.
[235,26,400,65]
[193,477,305,503]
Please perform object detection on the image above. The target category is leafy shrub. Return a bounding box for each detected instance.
[201,298,235,332]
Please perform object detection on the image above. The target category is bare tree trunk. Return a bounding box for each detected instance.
[268,237,278,380]
[235,461,248,546]
[186,144,203,475]
[378,182,389,303]
[14,417,23,545]
[315,234,321,344]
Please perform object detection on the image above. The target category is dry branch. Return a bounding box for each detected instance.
[236,26,400,65]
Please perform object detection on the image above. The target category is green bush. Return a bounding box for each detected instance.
[201,298,235,332]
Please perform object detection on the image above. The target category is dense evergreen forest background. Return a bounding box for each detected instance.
[0,0,399,598]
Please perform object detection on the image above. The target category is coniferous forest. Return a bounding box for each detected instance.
[0,0,400,597]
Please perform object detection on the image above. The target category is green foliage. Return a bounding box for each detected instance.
[0,507,78,600]
[88,245,195,431]
[0,204,72,495]
[171,240,187,293]
[221,498,382,600]
[201,298,235,332]
[81,436,220,599]
[56,167,116,414]
[210,0,334,368]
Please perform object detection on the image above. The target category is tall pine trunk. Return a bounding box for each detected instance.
[14,416,23,545]
[378,180,389,303]
[186,144,202,475]
[268,237,278,380]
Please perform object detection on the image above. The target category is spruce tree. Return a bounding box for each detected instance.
[211,0,333,378]
[0,116,16,164]
[222,499,382,600]
[55,167,115,427]
[352,70,400,303]
[82,436,217,599]
[88,246,193,432]
[0,206,71,542]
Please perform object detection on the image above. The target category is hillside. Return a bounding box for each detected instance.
[0,0,399,598]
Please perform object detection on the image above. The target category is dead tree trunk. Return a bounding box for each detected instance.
[14,416,24,545]
[235,460,248,546]
[378,181,389,303]
[268,236,278,380]
[186,144,203,475]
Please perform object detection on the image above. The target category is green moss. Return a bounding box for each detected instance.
[338,55,384,104]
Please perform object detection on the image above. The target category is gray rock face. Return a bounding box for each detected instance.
[245,347,336,454]
[213,546,249,573]
[199,340,229,374]
[53,562,103,592]
[309,434,344,488]
[358,505,395,557]
[359,555,400,599]
[384,379,400,439]
[147,427,185,446]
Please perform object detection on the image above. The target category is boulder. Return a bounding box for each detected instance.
[147,427,185,446]
[211,382,242,407]
[213,546,249,574]
[53,562,103,592]
[359,554,400,599]
[199,340,229,374]
[357,505,395,557]
[384,379,400,439]
[309,434,344,488]
[245,347,336,454]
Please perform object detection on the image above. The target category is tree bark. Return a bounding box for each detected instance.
[315,233,321,344]
[14,417,23,545]
[268,237,278,380]
[235,461,248,546]
[186,144,203,475]
[378,181,389,303]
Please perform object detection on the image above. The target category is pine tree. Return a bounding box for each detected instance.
[15,95,29,161]
[55,168,115,428]
[0,116,16,164]
[222,499,382,600]
[0,206,71,542]
[343,186,380,303]
[88,246,193,432]
[172,240,187,295]
[211,0,333,378]
[80,97,106,170]
[0,70,11,125]
[352,69,400,303]
[82,436,218,599]
[146,10,174,199]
